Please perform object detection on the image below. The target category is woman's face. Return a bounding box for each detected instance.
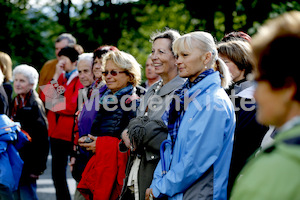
[219,54,245,82]
[13,74,33,96]
[145,57,159,80]
[59,56,76,73]
[104,60,130,93]
[93,57,103,79]
[175,47,209,82]
[151,38,177,76]
[254,80,291,127]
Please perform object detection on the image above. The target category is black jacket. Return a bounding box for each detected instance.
[90,87,139,139]
[12,91,49,184]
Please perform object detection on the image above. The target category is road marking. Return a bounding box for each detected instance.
[37,178,76,194]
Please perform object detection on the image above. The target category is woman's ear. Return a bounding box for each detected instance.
[203,52,212,65]
[129,73,134,83]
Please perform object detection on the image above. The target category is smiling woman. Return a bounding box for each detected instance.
[77,50,142,200]
[146,31,235,200]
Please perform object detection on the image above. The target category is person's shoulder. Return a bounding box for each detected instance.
[45,58,58,65]
[42,59,58,69]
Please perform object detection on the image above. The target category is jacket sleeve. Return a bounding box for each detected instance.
[142,120,168,161]
[24,99,49,175]
[151,101,233,197]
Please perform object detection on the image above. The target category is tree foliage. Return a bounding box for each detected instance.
[0,0,299,75]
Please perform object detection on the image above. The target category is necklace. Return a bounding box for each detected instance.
[144,79,163,116]
[154,79,163,95]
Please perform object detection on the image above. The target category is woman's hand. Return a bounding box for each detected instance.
[69,157,76,172]
[121,129,136,151]
[29,174,39,180]
[121,129,131,149]
[145,188,154,200]
[79,134,97,153]
[53,59,65,80]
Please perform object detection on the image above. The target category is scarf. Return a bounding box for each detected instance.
[65,69,77,80]
[163,69,214,148]
[11,90,33,119]
[87,78,106,99]
[99,84,134,105]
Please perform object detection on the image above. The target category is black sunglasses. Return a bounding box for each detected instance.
[102,70,127,76]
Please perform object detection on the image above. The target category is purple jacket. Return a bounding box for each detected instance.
[78,84,107,138]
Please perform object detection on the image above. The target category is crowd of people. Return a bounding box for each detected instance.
[1,10,300,200]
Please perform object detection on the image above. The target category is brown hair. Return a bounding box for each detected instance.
[252,11,300,100]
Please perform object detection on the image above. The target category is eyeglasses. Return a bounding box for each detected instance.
[102,70,127,76]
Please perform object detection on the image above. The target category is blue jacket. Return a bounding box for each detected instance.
[0,114,29,191]
[150,72,236,200]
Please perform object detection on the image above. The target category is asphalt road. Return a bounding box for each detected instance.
[37,155,76,200]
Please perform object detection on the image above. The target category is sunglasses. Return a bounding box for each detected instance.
[102,70,127,76]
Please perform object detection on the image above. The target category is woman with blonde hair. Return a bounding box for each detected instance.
[146,31,235,200]
[120,29,185,200]
[0,51,13,104]
[77,50,142,200]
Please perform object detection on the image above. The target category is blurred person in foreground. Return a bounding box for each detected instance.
[119,29,185,200]
[217,40,269,195]
[140,54,161,89]
[38,33,76,95]
[77,50,141,200]
[146,31,235,200]
[230,11,300,200]
[11,64,49,200]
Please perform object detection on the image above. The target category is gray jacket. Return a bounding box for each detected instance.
[120,75,186,200]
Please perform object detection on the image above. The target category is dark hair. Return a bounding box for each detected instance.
[58,46,79,62]
[93,45,119,61]
[217,40,254,77]
[221,31,251,43]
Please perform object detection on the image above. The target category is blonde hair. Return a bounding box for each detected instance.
[173,31,232,88]
[102,51,141,87]
[0,52,12,82]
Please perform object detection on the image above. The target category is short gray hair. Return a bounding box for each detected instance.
[56,33,77,44]
[150,28,181,55]
[78,53,94,68]
[13,64,39,89]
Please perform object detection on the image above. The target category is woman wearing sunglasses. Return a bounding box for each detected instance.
[77,50,141,200]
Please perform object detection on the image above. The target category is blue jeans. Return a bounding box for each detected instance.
[13,182,38,200]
